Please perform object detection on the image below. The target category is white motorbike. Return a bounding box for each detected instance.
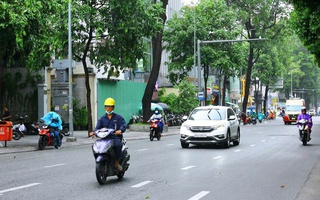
[12,116,27,140]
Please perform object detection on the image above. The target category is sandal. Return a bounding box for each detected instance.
[115,164,123,171]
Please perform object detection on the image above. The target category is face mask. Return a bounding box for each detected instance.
[155,111,159,114]
[106,110,114,115]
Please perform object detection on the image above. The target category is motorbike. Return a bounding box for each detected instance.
[257,113,264,123]
[297,119,311,146]
[12,116,27,140]
[251,116,257,125]
[37,121,69,150]
[92,128,130,185]
[149,119,161,141]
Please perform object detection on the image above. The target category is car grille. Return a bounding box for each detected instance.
[188,136,214,141]
[190,126,213,132]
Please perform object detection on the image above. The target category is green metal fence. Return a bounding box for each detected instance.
[97,80,146,124]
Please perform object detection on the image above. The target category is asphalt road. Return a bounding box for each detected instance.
[1,117,320,200]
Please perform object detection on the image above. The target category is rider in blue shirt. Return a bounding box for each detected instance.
[41,111,63,149]
[90,97,126,171]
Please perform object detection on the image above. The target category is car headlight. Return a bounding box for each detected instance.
[215,124,225,130]
[181,123,191,130]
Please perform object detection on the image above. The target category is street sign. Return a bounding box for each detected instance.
[53,59,76,69]
[198,91,204,101]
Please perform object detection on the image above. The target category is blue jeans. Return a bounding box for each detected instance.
[52,128,61,147]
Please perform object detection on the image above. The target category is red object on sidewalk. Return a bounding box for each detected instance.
[0,121,13,141]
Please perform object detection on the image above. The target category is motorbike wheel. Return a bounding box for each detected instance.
[38,136,47,150]
[149,130,154,141]
[12,130,22,140]
[96,161,108,185]
[156,130,161,140]
[302,132,307,146]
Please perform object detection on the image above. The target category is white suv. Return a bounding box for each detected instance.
[180,106,240,148]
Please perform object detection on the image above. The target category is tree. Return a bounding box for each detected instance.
[289,0,320,64]
[60,0,163,134]
[171,79,199,115]
[163,0,243,105]
[142,0,168,123]
[226,0,291,112]
[0,0,68,107]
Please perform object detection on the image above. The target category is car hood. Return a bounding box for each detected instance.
[183,120,226,127]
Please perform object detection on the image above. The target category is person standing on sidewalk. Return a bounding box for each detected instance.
[2,106,11,121]
[89,97,126,171]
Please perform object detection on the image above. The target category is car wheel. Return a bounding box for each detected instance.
[224,131,231,148]
[233,129,240,146]
[181,142,189,148]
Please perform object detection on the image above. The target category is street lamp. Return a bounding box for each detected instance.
[290,71,293,98]
[68,1,74,137]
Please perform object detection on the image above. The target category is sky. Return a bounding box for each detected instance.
[181,0,197,6]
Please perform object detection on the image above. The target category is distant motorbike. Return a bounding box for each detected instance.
[12,116,27,140]
[297,119,311,146]
[37,121,69,150]
[251,117,257,125]
[92,128,130,185]
[257,113,264,123]
[149,119,161,141]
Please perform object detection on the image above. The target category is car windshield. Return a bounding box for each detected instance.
[189,108,225,120]
[286,105,302,111]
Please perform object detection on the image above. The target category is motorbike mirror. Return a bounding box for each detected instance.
[182,116,188,122]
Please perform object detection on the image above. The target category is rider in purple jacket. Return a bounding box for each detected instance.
[297,106,313,136]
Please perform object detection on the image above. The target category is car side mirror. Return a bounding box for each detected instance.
[229,115,236,120]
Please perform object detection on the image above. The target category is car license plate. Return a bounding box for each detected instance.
[194,133,207,138]
[292,117,296,120]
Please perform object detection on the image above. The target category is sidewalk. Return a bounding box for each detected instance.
[0,126,181,155]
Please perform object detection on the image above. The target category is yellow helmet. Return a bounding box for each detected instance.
[104,98,115,106]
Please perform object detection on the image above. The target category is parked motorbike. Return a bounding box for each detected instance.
[37,121,69,150]
[297,119,311,146]
[251,117,257,125]
[12,116,27,140]
[92,128,130,185]
[257,113,264,123]
[149,119,161,141]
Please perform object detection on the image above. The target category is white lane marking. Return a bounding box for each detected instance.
[250,144,256,147]
[131,181,153,188]
[166,144,174,146]
[261,140,267,142]
[213,156,223,159]
[234,149,242,152]
[44,163,66,168]
[137,149,148,151]
[0,183,41,194]
[181,166,195,170]
[188,191,210,200]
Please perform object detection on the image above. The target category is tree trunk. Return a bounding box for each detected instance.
[222,74,227,106]
[81,32,93,136]
[142,0,168,123]
[242,43,254,112]
[263,86,269,115]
